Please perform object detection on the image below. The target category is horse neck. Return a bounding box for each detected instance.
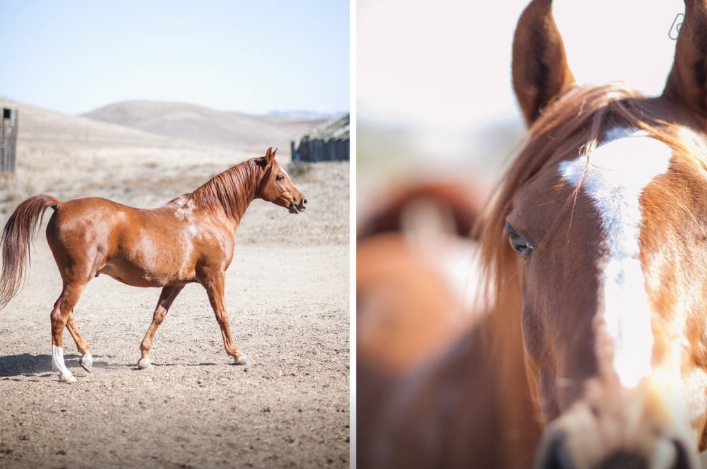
[187,161,260,225]
[227,178,257,225]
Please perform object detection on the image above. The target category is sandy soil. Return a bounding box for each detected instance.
[0,100,350,468]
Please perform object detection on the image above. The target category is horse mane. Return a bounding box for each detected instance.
[479,82,696,316]
[185,158,263,221]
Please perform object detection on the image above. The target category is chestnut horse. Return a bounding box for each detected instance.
[361,1,707,468]
[357,179,484,375]
[0,147,306,383]
[357,180,485,466]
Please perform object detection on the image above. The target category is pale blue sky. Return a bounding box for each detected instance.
[358,0,684,157]
[0,0,349,115]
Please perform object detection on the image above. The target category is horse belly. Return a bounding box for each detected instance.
[97,260,176,288]
[99,228,196,288]
[98,235,197,287]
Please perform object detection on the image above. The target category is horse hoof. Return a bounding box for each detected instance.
[233,355,252,366]
[137,358,153,370]
[80,354,93,373]
[60,373,77,384]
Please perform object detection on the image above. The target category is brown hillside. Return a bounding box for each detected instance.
[84,100,327,154]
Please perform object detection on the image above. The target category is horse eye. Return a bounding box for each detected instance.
[505,224,535,259]
[276,175,284,181]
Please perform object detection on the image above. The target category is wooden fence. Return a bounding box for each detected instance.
[291,137,349,163]
[1,108,18,173]
[291,114,349,163]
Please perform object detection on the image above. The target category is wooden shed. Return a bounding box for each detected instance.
[291,114,349,162]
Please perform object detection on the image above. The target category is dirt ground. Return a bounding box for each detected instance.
[0,101,350,468]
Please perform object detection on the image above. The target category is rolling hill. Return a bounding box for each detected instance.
[83,100,329,154]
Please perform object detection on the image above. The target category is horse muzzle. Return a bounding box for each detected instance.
[289,197,307,214]
[534,388,700,469]
[536,426,696,469]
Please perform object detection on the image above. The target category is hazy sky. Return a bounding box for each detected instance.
[0,0,349,115]
[359,0,684,131]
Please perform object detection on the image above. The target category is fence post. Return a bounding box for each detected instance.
[1,108,17,174]
[290,140,299,162]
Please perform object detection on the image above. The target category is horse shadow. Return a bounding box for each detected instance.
[0,354,237,379]
[0,353,120,379]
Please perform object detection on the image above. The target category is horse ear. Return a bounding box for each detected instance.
[265,147,275,163]
[663,0,707,119]
[512,0,575,126]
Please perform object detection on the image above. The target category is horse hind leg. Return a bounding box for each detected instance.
[51,283,86,383]
[138,285,184,370]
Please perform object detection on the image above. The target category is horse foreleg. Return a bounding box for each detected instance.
[65,313,92,372]
[138,285,184,369]
[202,272,249,365]
[50,283,86,383]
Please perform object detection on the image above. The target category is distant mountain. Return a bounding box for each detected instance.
[83,101,328,154]
[1,98,172,146]
[0,97,191,178]
[266,110,347,120]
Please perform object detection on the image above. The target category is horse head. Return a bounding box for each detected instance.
[488,0,707,466]
[255,147,307,214]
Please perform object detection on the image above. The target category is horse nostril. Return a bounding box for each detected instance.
[672,439,694,469]
[537,432,574,469]
[302,198,308,207]
[597,452,648,469]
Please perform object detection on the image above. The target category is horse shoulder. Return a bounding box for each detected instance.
[171,208,236,272]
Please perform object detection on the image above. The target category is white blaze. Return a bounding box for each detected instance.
[559,128,672,387]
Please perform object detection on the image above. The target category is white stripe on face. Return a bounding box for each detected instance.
[558,128,672,387]
[281,166,292,183]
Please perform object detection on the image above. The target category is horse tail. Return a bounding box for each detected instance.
[0,194,62,309]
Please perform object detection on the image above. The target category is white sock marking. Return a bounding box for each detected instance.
[559,128,672,387]
[52,345,74,381]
